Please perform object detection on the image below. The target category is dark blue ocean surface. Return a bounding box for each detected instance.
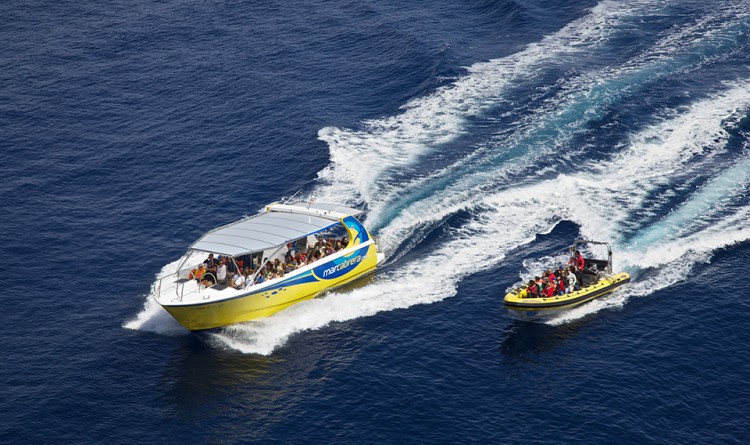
[3,0,750,443]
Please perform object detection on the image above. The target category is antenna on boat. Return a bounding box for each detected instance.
[285,189,303,205]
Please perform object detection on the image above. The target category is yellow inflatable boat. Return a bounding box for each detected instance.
[503,240,630,317]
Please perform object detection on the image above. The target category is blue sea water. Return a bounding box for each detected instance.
[3,0,750,443]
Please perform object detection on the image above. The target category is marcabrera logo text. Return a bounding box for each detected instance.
[322,255,363,277]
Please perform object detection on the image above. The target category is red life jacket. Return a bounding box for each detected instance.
[544,284,555,297]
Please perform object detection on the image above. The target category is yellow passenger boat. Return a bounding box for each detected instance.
[152,202,384,331]
[503,240,630,317]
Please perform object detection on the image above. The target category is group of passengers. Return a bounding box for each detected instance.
[188,234,350,290]
[520,250,586,299]
[188,253,230,289]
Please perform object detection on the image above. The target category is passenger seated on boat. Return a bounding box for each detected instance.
[232,271,245,289]
[313,249,322,260]
[563,268,574,292]
[543,279,556,298]
[568,266,580,290]
[525,280,539,298]
[199,268,216,288]
[284,261,295,273]
[535,276,543,294]
[189,264,207,282]
[205,253,217,269]
[556,276,566,295]
[294,252,306,266]
[216,259,227,285]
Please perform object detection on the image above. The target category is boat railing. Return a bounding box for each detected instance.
[151,274,182,302]
[177,273,218,301]
[151,278,161,300]
[153,271,220,303]
[373,235,383,253]
[152,271,175,301]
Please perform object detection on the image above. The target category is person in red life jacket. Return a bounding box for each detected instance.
[294,251,307,265]
[543,279,556,297]
[546,268,557,282]
[557,276,566,295]
[569,250,585,271]
[526,280,539,298]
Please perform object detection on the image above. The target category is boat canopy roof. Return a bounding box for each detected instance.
[188,202,365,257]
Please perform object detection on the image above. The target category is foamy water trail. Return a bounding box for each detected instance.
[325,0,749,230]
[377,79,750,262]
[575,81,750,242]
[314,0,654,206]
